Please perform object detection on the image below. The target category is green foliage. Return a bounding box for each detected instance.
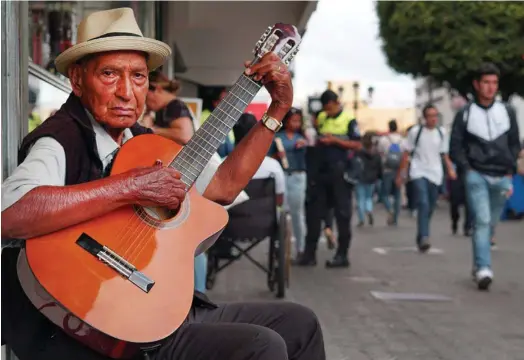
[376,1,524,99]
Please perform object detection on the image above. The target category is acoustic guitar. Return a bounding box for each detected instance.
[17,24,301,359]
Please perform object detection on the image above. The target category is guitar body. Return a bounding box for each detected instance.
[17,134,229,358]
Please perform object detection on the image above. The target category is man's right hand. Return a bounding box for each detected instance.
[395,174,404,188]
[125,162,187,209]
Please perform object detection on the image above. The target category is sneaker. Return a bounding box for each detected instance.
[475,268,493,291]
[417,237,431,253]
[367,213,374,226]
[325,255,350,268]
[387,212,397,226]
[451,223,458,235]
[357,221,364,227]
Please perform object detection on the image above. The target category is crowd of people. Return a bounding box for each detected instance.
[204,62,523,294]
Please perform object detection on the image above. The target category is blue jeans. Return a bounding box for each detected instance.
[194,253,207,293]
[465,170,511,270]
[376,179,385,204]
[356,183,375,222]
[413,177,439,242]
[382,172,401,223]
[286,172,307,255]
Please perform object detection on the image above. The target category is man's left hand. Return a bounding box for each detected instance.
[244,53,292,120]
[318,134,336,145]
[447,168,457,181]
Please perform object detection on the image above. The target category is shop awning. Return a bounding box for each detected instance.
[165,1,317,86]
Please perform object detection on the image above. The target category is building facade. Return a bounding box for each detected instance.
[326,80,416,134]
[1,1,317,180]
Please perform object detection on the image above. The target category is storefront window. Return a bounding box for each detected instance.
[29,1,77,80]
[29,1,156,78]
[26,1,157,133]
[28,62,71,133]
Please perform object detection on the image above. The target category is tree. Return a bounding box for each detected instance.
[376,1,524,100]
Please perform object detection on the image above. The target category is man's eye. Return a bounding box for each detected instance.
[134,73,146,79]
[102,70,115,77]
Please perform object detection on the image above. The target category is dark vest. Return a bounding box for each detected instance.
[2,94,214,359]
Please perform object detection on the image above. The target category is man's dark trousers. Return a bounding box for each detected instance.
[304,160,353,260]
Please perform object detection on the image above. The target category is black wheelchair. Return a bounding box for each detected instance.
[205,177,292,298]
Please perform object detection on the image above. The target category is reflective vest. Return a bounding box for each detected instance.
[200,109,235,143]
[316,110,353,136]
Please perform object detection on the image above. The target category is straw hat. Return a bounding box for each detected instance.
[55,8,171,77]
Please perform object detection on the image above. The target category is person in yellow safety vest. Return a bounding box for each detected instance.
[297,89,362,269]
[201,88,235,157]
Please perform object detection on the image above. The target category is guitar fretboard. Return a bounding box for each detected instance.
[170,74,262,188]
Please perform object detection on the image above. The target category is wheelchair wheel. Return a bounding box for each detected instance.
[205,253,218,290]
[267,236,276,292]
[275,211,291,298]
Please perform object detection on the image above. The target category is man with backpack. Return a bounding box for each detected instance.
[396,104,456,252]
[378,119,403,225]
[450,63,521,291]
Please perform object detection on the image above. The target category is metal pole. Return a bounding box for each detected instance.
[2,0,28,180]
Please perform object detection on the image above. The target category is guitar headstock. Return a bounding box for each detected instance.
[252,23,301,66]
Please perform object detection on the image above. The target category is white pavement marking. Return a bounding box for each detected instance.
[370,291,453,302]
[372,246,444,255]
[372,247,388,255]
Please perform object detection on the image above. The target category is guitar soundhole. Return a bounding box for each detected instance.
[134,197,191,229]
[142,206,179,221]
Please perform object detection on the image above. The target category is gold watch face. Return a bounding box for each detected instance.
[264,115,281,131]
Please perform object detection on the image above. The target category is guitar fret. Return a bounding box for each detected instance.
[180,176,191,188]
[214,106,237,122]
[241,74,261,88]
[174,158,200,178]
[170,72,263,189]
[235,82,255,97]
[229,91,248,106]
[204,118,227,136]
[180,148,208,169]
[200,126,222,142]
[191,136,214,157]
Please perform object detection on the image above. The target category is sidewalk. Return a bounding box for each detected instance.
[207,206,524,360]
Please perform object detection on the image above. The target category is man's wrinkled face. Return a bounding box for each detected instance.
[473,74,499,102]
[69,51,149,129]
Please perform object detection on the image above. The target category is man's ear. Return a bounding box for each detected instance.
[69,65,83,97]
[472,79,479,92]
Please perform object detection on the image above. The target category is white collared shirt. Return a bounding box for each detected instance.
[1,110,220,213]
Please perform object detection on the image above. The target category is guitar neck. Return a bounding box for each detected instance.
[170,74,262,188]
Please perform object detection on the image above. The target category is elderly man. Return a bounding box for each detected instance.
[1,8,325,360]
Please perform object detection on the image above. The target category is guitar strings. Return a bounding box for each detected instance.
[114,75,261,265]
[113,211,141,253]
[124,76,262,264]
[124,75,261,264]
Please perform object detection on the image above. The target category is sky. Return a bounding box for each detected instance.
[291,0,416,109]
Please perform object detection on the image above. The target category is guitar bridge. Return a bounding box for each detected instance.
[76,233,155,293]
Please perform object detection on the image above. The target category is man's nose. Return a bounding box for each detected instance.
[115,75,133,101]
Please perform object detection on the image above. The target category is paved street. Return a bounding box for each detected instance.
[208,204,524,360]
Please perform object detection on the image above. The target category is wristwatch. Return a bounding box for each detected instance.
[261,113,282,132]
